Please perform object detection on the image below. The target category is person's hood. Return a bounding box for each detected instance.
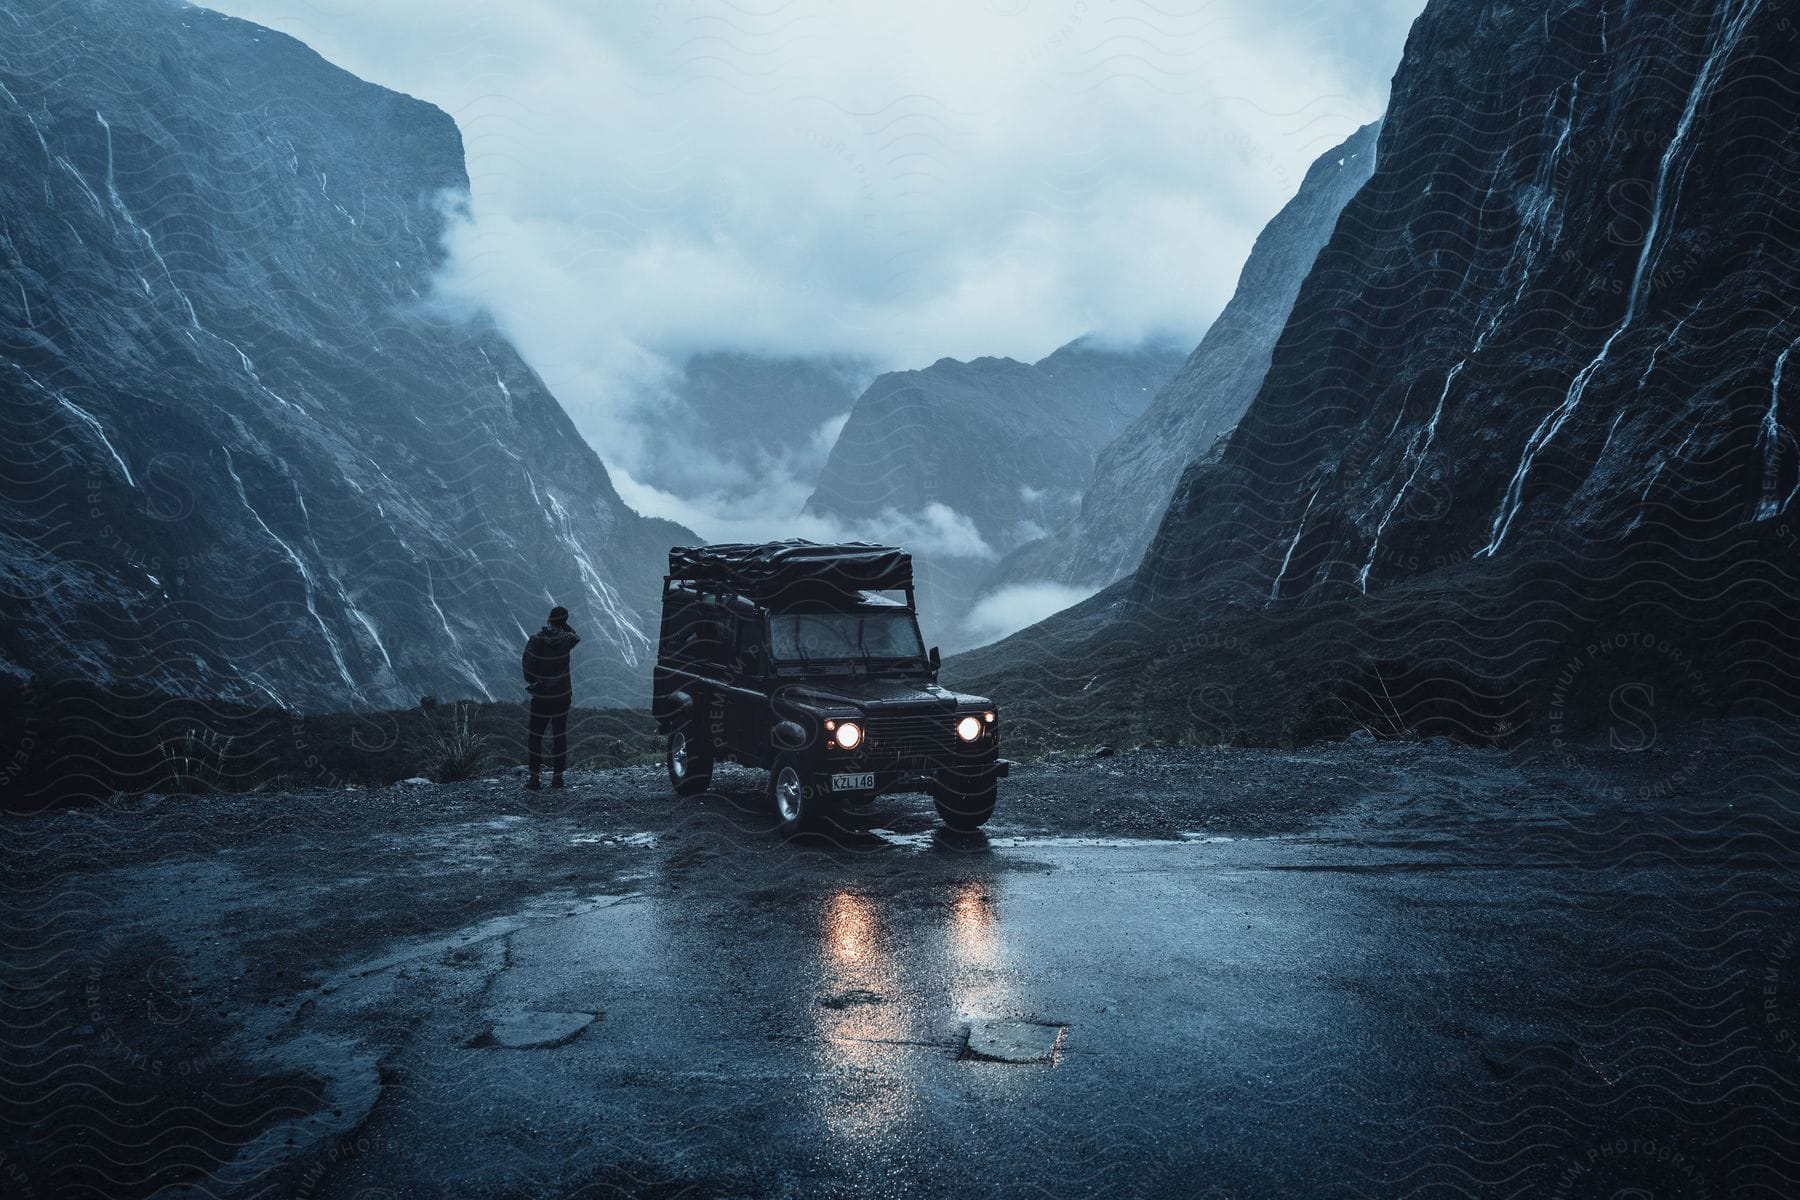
[536,623,581,648]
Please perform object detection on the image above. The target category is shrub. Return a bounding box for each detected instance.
[428,703,487,783]
[159,726,234,793]
[1280,655,1519,747]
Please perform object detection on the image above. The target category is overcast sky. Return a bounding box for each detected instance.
[201,0,1423,513]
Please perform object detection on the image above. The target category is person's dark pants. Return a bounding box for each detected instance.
[528,699,569,780]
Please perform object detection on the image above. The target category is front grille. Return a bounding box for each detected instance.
[864,714,957,758]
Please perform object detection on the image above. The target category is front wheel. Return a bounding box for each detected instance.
[930,768,997,831]
[769,752,824,835]
[667,724,712,796]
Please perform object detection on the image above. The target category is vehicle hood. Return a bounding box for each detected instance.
[785,677,977,712]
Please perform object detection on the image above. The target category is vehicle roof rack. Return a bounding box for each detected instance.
[667,540,913,601]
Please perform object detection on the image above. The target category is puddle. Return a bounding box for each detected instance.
[571,832,658,848]
[989,835,1205,850]
[866,829,936,849]
[866,829,1222,852]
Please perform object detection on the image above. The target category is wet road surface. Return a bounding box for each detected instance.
[316,830,1797,1197]
[5,739,1800,1197]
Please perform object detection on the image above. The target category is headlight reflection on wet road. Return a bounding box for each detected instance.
[811,889,917,1141]
[807,876,1029,1143]
[824,890,881,970]
[948,880,997,961]
[945,880,1014,1022]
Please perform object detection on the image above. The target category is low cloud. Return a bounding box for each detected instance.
[863,503,995,561]
[809,413,851,461]
[963,580,1101,647]
[613,467,994,561]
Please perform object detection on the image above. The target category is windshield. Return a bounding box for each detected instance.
[770,611,926,663]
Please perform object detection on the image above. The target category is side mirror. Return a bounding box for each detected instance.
[928,646,941,671]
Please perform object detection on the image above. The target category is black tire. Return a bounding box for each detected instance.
[768,752,823,835]
[666,723,713,796]
[930,768,998,831]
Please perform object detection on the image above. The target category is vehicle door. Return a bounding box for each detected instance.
[724,612,772,766]
[667,601,730,749]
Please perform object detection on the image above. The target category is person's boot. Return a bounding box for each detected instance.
[550,774,565,789]
[525,775,541,791]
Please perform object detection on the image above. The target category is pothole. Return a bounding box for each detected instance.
[962,1019,1066,1064]
[478,1009,600,1050]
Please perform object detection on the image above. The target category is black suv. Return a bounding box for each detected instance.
[651,540,1006,833]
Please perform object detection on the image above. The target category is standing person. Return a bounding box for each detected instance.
[521,605,580,789]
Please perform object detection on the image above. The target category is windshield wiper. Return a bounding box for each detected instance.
[855,620,874,674]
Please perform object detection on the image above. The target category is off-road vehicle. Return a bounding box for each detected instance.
[651,540,1007,833]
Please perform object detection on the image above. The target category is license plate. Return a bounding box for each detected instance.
[831,772,875,792]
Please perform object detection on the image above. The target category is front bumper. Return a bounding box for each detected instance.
[823,756,1009,801]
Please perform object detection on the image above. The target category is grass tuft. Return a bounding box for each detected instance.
[427,702,488,783]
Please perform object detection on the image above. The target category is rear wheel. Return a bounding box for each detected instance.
[667,724,712,796]
[769,752,823,835]
[930,768,997,831]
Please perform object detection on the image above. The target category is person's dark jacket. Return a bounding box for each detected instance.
[521,622,581,710]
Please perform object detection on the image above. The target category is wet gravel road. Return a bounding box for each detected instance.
[5,729,1799,1197]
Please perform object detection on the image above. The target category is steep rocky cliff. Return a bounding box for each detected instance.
[1140,0,1797,606]
[957,0,1800,746]
[0,0,690,710]
[992,121,1380,593]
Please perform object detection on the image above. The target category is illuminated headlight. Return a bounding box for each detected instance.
[834,721,863,750]
[955,715,983,742]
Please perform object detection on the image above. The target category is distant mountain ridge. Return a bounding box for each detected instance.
[628,351,873,511]
[0,0,692,710]
[803,335,1187,645]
